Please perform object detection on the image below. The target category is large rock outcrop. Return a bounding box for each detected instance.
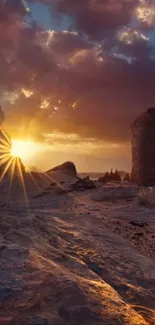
[48,161,77,177]
[131,107,155,185]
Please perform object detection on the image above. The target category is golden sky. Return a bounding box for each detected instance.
[10,134,131,172]
[1,0,155,172]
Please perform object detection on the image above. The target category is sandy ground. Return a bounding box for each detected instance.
[0,177,155,325]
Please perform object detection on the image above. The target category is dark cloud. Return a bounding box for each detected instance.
[50,0,139,39]
[1,0,155,146]
[40,56,155,142]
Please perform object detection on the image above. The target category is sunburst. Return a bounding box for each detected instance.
[11,139,39,160]
[0,129,33,213]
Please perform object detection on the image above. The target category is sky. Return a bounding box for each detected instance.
[0,0,155,172]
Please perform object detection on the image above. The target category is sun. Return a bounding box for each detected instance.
[11,139,39,160]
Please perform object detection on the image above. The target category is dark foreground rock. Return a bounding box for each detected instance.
[71,176,96,191]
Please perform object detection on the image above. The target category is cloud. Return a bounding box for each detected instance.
[0,0,155,149]
[115,26,153,60]
[49,0,139,39]
[136,0,155,26]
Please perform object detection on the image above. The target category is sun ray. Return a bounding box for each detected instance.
[0,150,11,157]
[0,143,11,153]
[42,171,63,188]
[6,157,16,205]
[0,153,11,164]
[28,172,49,204]
[29,171,42,191]
[35,171,50,186]
[0,135,11,148]
[43,171,91,206]
[0,128,12,149]
[16,157,31,216]
[0,127,11,144]
[43,172,80,201]
[0,155,14,184]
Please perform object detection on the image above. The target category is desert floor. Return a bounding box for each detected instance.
[0,179,155,325]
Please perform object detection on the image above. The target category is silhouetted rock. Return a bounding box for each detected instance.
[98,176,104,183]
[50,181,56,187]
[104,172,110,182]
[48,161,77,177]
[71,176,96,191]
[98,172,110,184]
[113,170,121,182]
[98,170,121,183]
[110,168,113,177]
[123,173,130,182]
[131,107,155,185]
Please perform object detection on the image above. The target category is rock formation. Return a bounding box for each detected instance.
[131,107,155,185]
[98,170,121,183]
[113,170,121,182]
[48,161,77,177]
[71,176,96,191]
[123,173,130,182]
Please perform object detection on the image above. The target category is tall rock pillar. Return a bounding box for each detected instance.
[131,107,155,185]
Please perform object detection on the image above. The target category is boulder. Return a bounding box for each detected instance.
[47,161,77,177]
[71,176,96,191]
